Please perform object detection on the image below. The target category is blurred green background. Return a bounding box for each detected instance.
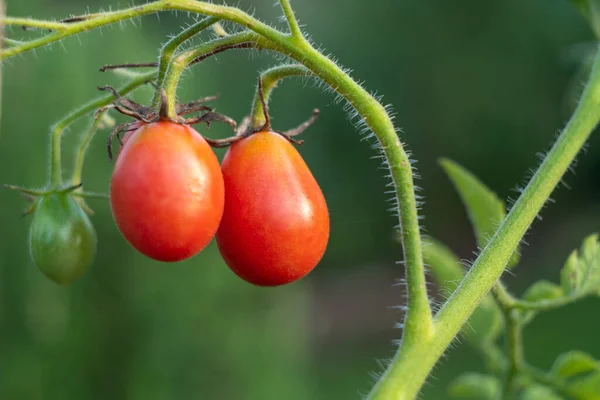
[1,0,599,399]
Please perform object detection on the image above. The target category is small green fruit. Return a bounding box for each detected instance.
[29,194,97,285]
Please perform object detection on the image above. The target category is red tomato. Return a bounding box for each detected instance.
[216,131,330,286]
[110,121,224,262]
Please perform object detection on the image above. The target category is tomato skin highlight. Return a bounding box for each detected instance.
[110,121,224,262]
[216,131,330,286]
[29,194,97,285]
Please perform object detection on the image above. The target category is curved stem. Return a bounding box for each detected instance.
[0,1,284,60]
[70,114,105,185]
[512,293,590,312]
[373,46,600,399]
[278,0,302,37]
[2,17,66,31]
[6,2,432,396]
[250,64,310,129]
[160,5,433,390]
[152,16,220,106]
[162,32,275,119]
[501,309,523,400]
[49,71,155,188]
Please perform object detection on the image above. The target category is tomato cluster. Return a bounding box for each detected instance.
[11,85,329,287]
[110,120,330,286]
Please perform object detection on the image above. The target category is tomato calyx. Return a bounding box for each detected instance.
[4,181,102,216]
[99,85,238,160]
[205,76,321,149]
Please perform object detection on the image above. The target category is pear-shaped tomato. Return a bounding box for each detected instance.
[216,131,330,286]
[110,121,224,262]
[29,194,97,285]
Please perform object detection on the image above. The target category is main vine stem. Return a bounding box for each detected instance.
[3,2,600,398]
[369,46,600,398]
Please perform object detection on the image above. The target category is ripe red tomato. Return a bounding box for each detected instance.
[216,131,330,286]
[110,121,224,262]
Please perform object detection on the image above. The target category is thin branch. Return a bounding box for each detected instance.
[70,112,106,185]
[188,41,255,65]
[2,17,67,31]
[161,32,274,120]
[153,16,220,106]
[249,64,311,129]
[3,37,23,47]
[512,291,591,312]
[100,62,157,72]
[278,0,302,38]
[49,71,155,186]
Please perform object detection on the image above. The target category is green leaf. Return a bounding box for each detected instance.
[440,158,520,269]
[423,238,503,345]
[423,238,465,293]
[560,234,600,296]
[465,296,504,346]
[522,280,564,303]
[567,371,600,398]
[551,351,599,379]
[520,385,563,400]
[570,0,600,38]
[448,372,500,399]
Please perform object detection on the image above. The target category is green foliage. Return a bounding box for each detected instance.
[430,160,600,400]
[522,280,564,303]
[439,158,519,269]
[448,372,500,399]
[560,234,600,297]
[548,350,600,399]
[520,385,563,400]
[3,1,600,399]
[423,238,464,290]
[551,351,599,379]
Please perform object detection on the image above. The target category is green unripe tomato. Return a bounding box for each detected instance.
[29,193,97,285]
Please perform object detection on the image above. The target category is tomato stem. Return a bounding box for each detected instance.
[250,64,311,130]
[152,16,221,108]
[46,71,156,189]
[278,0,303,38]
[161,32,273,121]
[12,1,594,398]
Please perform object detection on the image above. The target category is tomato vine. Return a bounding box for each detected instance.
[2,1,600,399]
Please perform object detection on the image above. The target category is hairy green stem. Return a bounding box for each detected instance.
[5,1,441,397]
[278,0,302,37]
[153,16,220,106]
[3,7,433,349]
[137,2,434,391]
[3,17,66,31]
[393,46,600,399]
[0,0,284,60]
[49,71,155,187]
[162,32,274,119]
[250,64,310,129]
